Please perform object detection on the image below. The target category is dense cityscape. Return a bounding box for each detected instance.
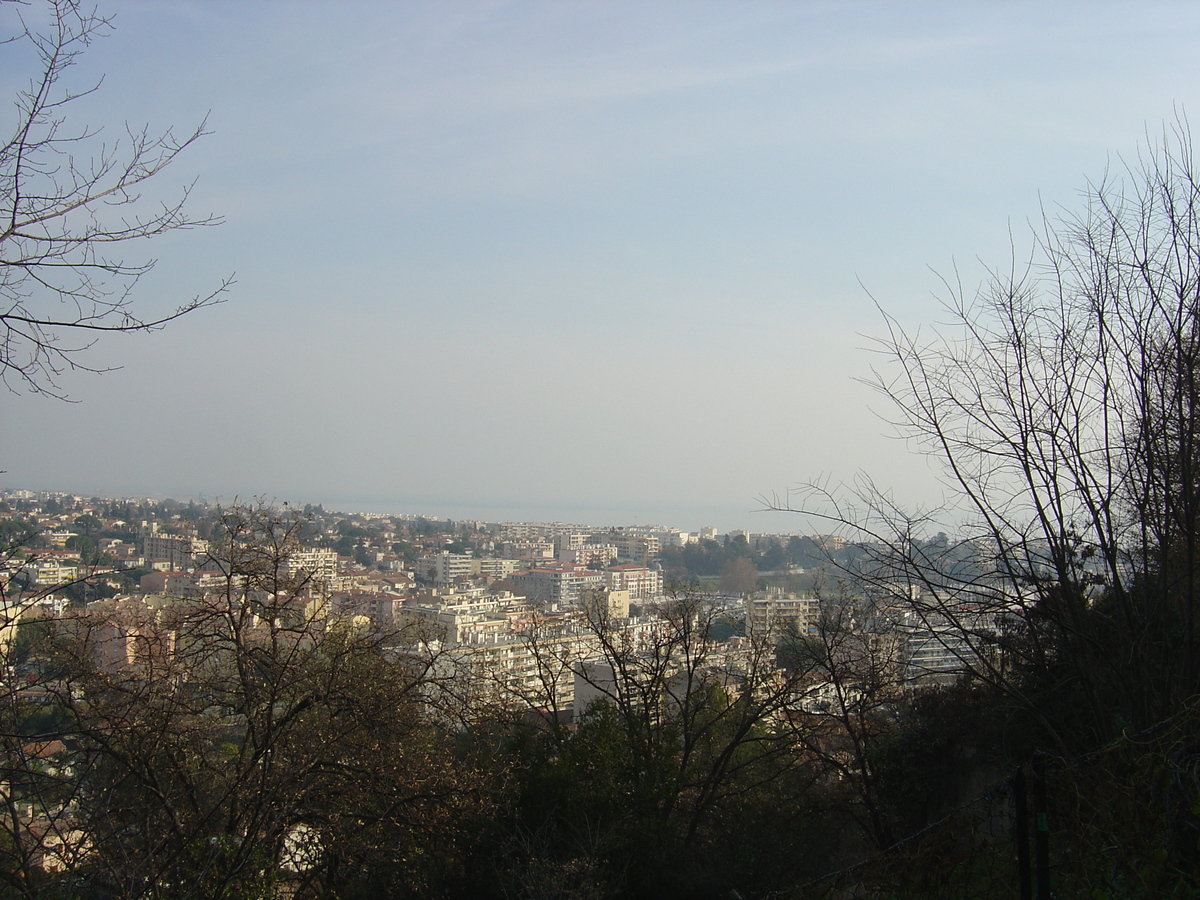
[0,487,976,711]
[5,1,1200,897]
[0,486,1010,897]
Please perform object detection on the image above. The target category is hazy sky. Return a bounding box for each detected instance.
[3,1,1200,531]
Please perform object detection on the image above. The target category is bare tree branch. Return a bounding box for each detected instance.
[0,0,229,398]
[768,115,1200,753]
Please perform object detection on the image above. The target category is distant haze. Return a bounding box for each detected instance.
[3,1,1198,532]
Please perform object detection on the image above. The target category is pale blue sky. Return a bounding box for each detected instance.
[3,1,1199,531]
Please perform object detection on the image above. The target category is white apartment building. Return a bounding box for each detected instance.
[23,560,80,587]
[608,534,661,564]
[898,606,995,684]
[510,566,604,607]
[416,552,521,586]
[653,530,693,549]
[142,533,208,571]
[557,545,618,567]
[435,612,665,712]
[499,540,556,562]
[603,564,664,601]
[284,548,338,589]
[397,593,532,643]
[416,552,475,585]
[551,531,593,552]
[745,590,818,637]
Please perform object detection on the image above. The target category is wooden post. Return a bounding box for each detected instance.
[1032,755,1051,899]
[1014,766,1032,900]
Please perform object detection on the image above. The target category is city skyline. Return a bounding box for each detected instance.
[1,486,800,537]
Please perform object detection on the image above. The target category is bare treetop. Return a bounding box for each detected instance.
[1,0,228,398]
